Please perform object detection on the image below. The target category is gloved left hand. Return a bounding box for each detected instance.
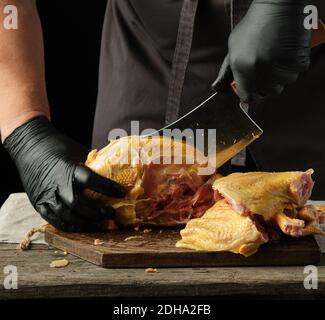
[212,0,312,104]
[3,116,126,232]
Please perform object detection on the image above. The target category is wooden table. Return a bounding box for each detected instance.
[0,243,324,300]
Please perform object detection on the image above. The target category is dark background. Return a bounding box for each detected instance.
[0,0,108,205]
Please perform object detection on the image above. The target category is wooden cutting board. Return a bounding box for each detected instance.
[45,225,321,268]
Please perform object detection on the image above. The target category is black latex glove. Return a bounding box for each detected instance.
[4,116,126,232]
[212,0,312,104]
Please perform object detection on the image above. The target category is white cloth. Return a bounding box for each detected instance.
[0,193,324,252]
[0,193,46,244]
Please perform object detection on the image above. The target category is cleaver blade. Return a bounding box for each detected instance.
[153,89,263,169]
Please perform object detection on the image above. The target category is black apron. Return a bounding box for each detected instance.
[93,0,229,146]
[93,0,325,199]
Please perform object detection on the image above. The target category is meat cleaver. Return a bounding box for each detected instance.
[145,22,325,170]
[152,88,263,170]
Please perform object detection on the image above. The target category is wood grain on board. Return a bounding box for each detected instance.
[45,225,321,268]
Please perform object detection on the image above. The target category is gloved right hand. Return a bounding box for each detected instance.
[212,0,312,104]
[3,116,126,232]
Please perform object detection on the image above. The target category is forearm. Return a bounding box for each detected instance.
[0,0,49,142]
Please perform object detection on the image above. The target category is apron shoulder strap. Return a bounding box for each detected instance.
[165,0,199,125]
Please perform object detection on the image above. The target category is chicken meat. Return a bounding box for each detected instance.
[177,169,324,256]
[176,200,268,257]
[85,136,323,256]
[213,170,314,221]
[85,136,216,226]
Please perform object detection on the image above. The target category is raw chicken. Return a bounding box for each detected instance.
[213,170,314,221]
[85,136,216,226]
[178,170,323,256]
[314,205,325,224]
[85,136,323,257]
[273,211,306,237]
[176,200,268,257]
